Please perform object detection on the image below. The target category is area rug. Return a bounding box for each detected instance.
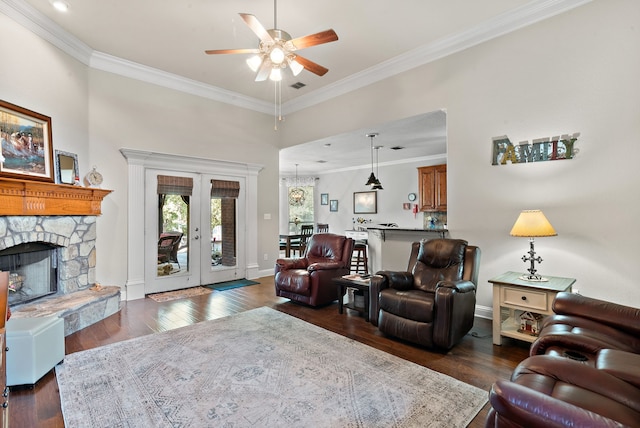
[204,278,260,291]
[147,286,212,303]
[56,307,487,428]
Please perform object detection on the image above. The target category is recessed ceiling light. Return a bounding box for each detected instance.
[50,0,69,12]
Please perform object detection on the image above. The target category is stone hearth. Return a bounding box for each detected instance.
[8,285,120,336]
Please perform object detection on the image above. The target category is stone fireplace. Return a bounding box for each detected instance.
[0,216,97,303]
[0,177,119,335]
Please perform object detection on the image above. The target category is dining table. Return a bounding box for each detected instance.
[279,233,301,258]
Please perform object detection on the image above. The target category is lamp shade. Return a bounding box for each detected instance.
[510,210,557,237]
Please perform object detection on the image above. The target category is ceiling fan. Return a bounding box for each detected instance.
[205,0,338,82]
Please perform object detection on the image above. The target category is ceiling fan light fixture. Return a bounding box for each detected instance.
[269,47,286,64]
[288,58,304,76]
[269,67,283,81]
[205,1,338,128]
[246,55,263,72]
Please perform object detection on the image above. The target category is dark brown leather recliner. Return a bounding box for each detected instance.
[529,292,640,361]
[486,351,640,427]
[275,233,354,307]
[370,239,480,350]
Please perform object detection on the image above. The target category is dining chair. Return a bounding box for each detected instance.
[295,225,315,256]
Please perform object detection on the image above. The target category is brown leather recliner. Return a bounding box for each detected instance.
[529,292,640,361]
[486,351,640,427]
[275,233,354,307]
[370,239,481,350]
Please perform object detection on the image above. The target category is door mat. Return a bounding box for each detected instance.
[204,278,260,291]
[147,287,212,303]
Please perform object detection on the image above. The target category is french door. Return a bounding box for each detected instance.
[145,169,245,294]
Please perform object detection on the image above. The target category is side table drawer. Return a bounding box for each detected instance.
[502,287,549,312]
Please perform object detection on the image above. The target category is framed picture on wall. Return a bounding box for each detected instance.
[321,193,329,205]
[353,191,377,214]
[0,100,54,182]
[329,199,338,212]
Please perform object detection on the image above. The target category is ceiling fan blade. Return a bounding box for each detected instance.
[204,48,260,55]
[294,55,329,76]
[255,60,272,82]
[239,13,274,43]
[288,29,338,50]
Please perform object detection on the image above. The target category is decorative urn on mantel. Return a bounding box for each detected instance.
[0,177,112,216]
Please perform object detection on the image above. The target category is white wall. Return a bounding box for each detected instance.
[280,0,640,310]
[0,13,89,172]
[313,158,446,233]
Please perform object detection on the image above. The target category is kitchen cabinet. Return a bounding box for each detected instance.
[417,164,447,212]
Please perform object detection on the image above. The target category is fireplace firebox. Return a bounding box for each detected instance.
[0,242,58,306]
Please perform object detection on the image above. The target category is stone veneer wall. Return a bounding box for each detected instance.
[0,215,97,295]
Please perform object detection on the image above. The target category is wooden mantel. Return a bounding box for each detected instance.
[0,177,112,216]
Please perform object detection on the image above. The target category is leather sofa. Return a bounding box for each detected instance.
[487,351,640,427]
[486,293,640,427]
[370,239,480,350]
[529,291,640,361]
[275,233,354,307]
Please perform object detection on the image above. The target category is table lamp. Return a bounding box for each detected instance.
[510,210,557,281]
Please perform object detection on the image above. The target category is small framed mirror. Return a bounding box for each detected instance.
[54,150,79,184]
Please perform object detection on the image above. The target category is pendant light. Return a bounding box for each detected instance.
[288,164,305,206]
[365,133,379,186]
[372,145,383,190]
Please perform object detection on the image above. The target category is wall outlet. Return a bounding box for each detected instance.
[573,288,580,295]
[263,253,268,261]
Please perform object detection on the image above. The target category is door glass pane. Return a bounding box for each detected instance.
[210,198,222,266]
[210,180,239,269]
[157,175,192,277]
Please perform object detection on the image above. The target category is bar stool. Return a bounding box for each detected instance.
[351,240,368,274]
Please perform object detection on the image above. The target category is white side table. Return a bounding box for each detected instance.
[490,271,575,345]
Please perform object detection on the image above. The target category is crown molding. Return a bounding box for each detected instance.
[90,52,274,114]
[3,0,591,115]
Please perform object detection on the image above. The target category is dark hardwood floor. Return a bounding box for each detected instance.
[8,277,530,427]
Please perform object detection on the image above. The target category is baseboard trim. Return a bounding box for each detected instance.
[125,280,146,301]
[475,304,493,320]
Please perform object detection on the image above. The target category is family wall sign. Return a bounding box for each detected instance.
[492,132,580,165]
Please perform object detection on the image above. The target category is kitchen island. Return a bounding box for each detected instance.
[365,226,448,273]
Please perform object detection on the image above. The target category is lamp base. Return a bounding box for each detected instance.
[518,274,549,282]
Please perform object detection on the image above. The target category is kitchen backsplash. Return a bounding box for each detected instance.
[424,212,447,229]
